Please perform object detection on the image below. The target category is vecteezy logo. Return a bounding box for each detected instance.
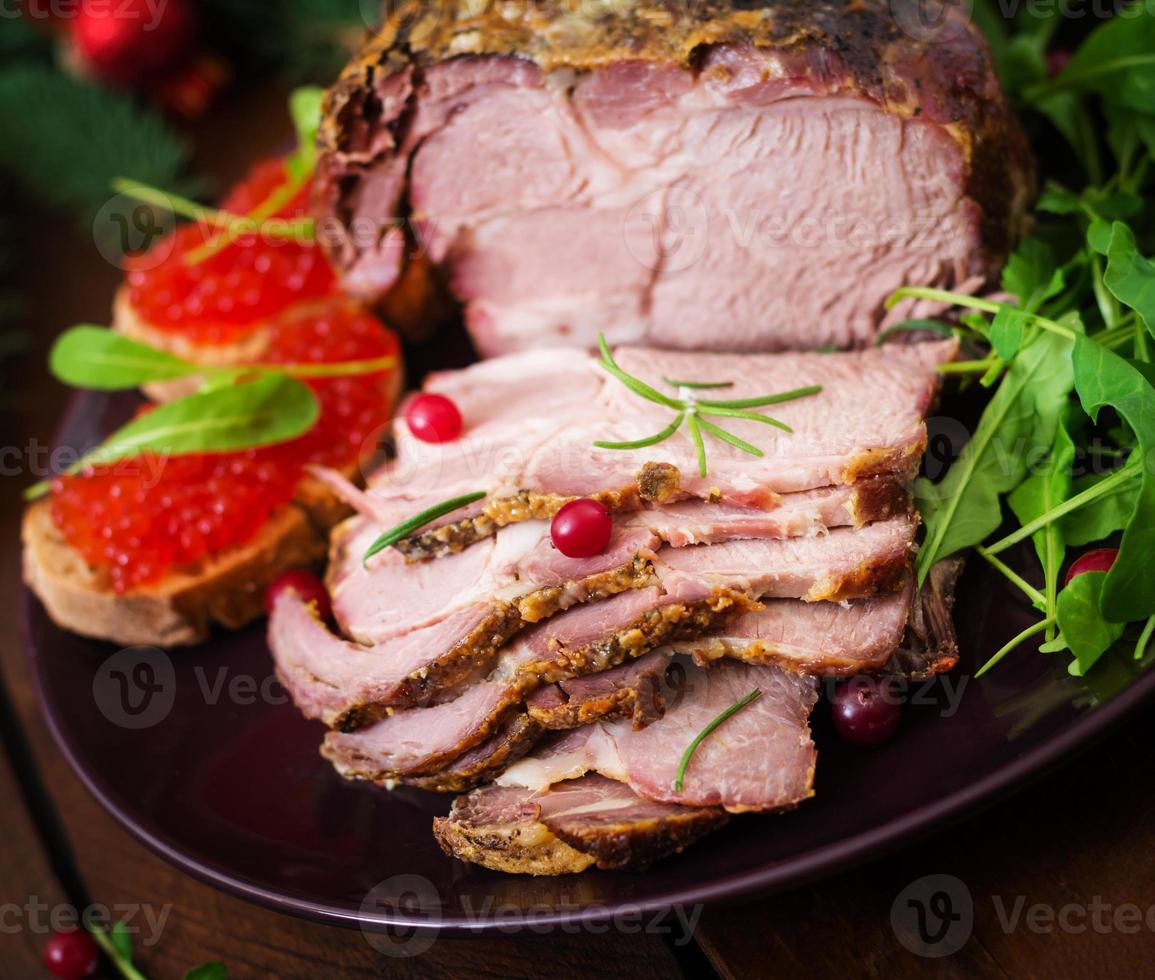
[891,874,974,958]
[92,193,176,271]
[359,874,442,958]
[624,186,709,274]
[889,0,974,44]
[92,646,177,730]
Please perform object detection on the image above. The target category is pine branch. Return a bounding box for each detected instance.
[0,65,201,217]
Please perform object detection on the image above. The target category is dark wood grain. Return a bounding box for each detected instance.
[4,77,1155,980]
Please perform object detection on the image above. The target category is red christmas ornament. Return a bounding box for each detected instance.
[68,0,198,89]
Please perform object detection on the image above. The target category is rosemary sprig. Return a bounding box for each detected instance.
[362,492,487,565]
[674,688,762,793]
[663,377,734,390]
[594,334,821,477]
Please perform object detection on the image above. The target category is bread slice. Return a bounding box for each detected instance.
[23,498,331,647]
[25,292,402,646]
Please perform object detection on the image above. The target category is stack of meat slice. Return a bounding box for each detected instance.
[267,339,962,874]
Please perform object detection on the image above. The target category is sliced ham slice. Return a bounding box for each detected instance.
[676,577,915,676]
[319,588,745,777]
[499,662,819,813]
[363,342,954,527]
[433,775,728,876]
[526,650,671,731]
[271,514,912,726]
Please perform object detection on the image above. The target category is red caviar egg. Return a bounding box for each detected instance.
[406,393,463,444]
[551,499,613,558]
[125,157,336,345]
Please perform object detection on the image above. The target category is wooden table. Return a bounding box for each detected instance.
[3,85,1155,980]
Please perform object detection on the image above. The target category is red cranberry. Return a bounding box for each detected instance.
[405,393,463,443]
[43,930,98,980]
[1065,548,1118,587]
[551,499,613,558]
[830,677,901,748]
[265,569,331,620]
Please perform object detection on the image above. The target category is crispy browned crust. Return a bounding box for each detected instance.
[23,500,327,647]
[544,805,729,871]
[433,807,598,876]
[527,672,666,731]
[884,557,964,678]
[333,602,524,731]
[322,592,749,783]
[321,0,1033,275]
[404,713,543,792]
[536,592,756,680]
[396,485,649,560]
[432,783,729,875]
[399,470,911,560]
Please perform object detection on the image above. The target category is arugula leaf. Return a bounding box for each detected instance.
[24,373,319,499]
[50,325,197,390]
[916,329,1075,584]
[1001,238,1064,313]
[1009,409,1075,639]
[1032,3,1155,112]
[1058,572,1127,676]
[1072,337,1155,621]
[990,305,1031,361]
[1104,222,1155,338]
[1059,469,1140,547]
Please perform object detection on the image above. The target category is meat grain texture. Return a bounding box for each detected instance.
[318,0,1032,354]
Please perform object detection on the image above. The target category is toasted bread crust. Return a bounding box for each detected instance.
[23,499,328,647]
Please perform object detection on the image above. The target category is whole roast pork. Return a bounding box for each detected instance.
[316,0,1032,354]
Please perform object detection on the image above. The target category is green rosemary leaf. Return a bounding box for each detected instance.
[363,492,487,565]
[596,333,683,409]
[697,417,765,458]
[686,413,708,477]
[699,406,794,433]
[663,377,734,390]
[594,414,685,451]
[674,688,762,792]
[698,385,823,410]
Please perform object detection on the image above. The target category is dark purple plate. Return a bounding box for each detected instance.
[24,389,1155,934]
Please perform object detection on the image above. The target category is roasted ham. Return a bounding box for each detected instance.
[318,0,1030,355]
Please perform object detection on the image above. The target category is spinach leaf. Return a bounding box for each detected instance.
[1104,221,1155,338]
[1059,469,1140,547]
[916,329,1075,584]
[1038,3,1155,113]
[1001,238,1064,313]
[50,325,198,390]
[1072,337,1155,621]
[1057,572,1126,676]
[24,373,318,499]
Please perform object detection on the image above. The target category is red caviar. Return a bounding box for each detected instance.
[51,303,399,593]
[125,157,336,344]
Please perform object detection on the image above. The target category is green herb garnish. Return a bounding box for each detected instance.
[88,915,226,980]
[593,335,821,477]
[49,325,396,390]
[24,372,318,500]
[674,688,761,793]
[362,492,488,565]
[895,4,1155,678]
